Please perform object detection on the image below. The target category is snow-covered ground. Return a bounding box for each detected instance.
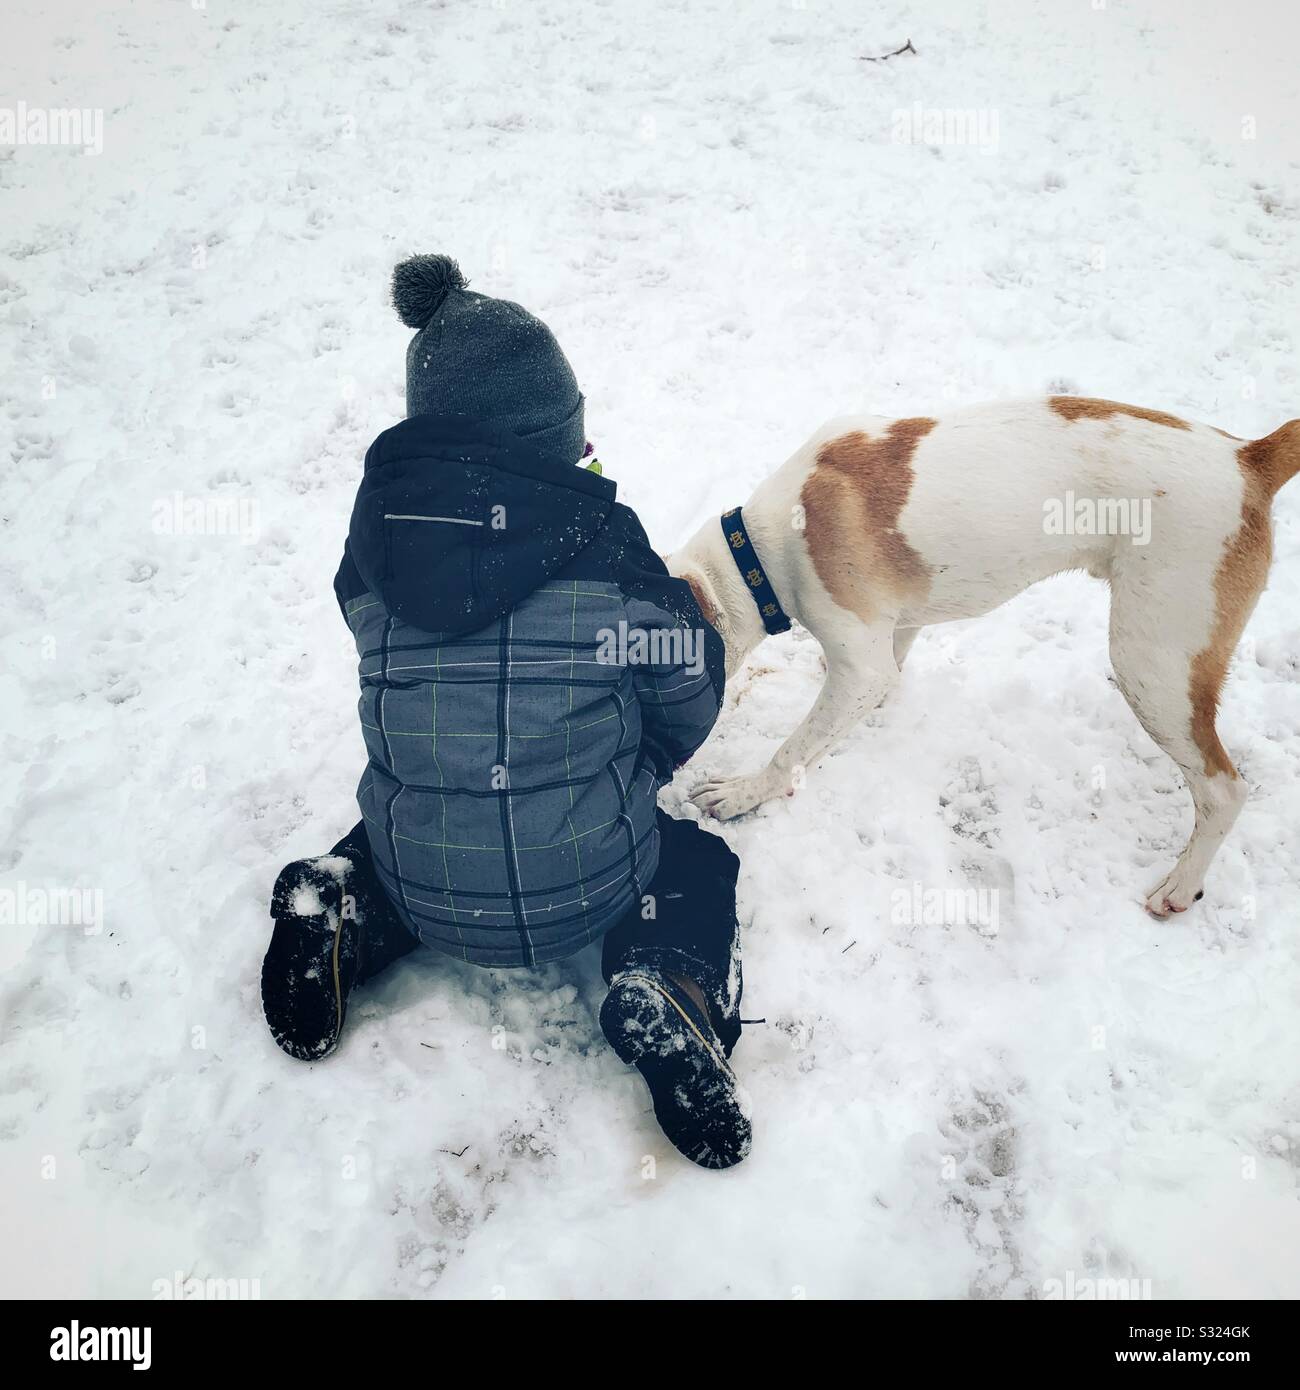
[3,0,1299,1299]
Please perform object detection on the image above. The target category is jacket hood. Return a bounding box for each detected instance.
[345,415,616,635]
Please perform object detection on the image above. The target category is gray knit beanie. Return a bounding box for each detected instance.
[391,254,585,465]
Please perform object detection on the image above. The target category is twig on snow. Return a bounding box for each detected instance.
[859,38,917,63]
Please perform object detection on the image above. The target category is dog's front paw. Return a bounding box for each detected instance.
[1144,866,1205,919]
[691,772,785,821]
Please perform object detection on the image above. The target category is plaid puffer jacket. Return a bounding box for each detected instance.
[333,416,724,968]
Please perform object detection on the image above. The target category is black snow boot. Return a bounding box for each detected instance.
[261,826,415,1062]
[600,967,752,1170]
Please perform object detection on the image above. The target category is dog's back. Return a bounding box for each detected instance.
[748,398,1298,632]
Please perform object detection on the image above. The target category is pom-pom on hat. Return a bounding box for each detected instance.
[391,254,585,466]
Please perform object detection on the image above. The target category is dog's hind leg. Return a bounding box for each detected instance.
[692,609,899,821]
[1108,532,1266,916]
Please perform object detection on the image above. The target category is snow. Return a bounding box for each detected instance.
[3,0,1299,1298]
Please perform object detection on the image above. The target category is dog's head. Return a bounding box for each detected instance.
[666,516,767,680]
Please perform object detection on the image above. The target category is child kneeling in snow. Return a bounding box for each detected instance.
[261,256,750,1169]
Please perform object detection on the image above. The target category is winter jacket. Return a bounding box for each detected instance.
[333,415,725,968]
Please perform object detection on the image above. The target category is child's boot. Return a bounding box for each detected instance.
[261,825,415,1061]
[600,966,752,1170]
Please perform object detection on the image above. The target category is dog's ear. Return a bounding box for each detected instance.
[681,567,746,677]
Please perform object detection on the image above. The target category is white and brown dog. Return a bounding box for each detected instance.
[667,398,1298,917]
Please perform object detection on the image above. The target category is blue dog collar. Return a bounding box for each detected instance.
[720,507,792,636]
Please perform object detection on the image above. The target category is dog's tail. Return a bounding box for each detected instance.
[1241,419,1300,497]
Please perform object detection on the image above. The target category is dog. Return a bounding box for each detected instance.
[666,397,1299,917]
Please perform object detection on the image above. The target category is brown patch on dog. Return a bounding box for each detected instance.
[800,418,937,620]
[1186,428,1299,777]
[681,569,719,629]
[1048,396,1191,431]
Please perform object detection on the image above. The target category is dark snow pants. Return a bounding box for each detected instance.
[328,810,743,1054]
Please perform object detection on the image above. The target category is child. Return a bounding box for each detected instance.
[261,255,751,1169]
